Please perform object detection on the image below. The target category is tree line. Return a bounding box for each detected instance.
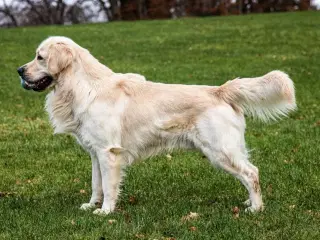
[0,0,315,27]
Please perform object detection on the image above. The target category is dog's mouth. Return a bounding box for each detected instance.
[20,76,53,92]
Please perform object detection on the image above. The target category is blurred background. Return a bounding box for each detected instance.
[0,0,319,28]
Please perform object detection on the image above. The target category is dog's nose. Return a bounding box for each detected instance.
[17,67,24,76]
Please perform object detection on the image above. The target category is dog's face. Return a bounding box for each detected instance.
[17,37,75,91]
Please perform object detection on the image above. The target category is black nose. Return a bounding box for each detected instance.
[17,67,24,76]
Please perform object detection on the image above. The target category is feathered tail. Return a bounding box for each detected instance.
[212,71,296,122]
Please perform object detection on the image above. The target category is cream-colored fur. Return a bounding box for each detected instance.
[21,36,296,215]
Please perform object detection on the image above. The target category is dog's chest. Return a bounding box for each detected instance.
[79,102,123,148]
[47,94,121,151]
[75,118,109,151]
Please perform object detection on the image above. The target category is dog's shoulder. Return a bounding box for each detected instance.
[111,73,147,97]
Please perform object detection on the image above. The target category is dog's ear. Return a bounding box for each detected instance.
[47,42,74,75]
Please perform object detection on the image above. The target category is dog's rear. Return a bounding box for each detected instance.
[195,71,296,213]
[210,71,296,122]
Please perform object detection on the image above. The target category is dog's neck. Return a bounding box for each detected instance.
[47,75,95,134]
[78,48,113,82]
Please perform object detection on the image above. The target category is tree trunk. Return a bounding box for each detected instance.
[110,0,121,20]
[138,0,147,19]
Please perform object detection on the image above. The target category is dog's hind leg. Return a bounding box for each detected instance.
[195,109,263,213]
[201,144,264,213]
[93,146,125,215]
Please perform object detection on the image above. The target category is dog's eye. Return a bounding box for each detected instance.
[37,55,44,60]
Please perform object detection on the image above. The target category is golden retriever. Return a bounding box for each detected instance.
[17,36,296,215]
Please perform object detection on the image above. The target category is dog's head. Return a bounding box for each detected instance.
[17,36,75,92]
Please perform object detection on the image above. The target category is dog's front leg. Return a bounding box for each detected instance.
[80,151,103,210]
[93,146,124,215]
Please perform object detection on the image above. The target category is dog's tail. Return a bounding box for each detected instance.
[211,71,296,122]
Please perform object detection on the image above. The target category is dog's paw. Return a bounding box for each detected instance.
[244,206,257,213]
[245,205,264,213]
[93,208,111,216]
[80,203,96,211]
[243,199,251,207]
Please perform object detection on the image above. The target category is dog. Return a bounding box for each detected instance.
[17,36,296,215]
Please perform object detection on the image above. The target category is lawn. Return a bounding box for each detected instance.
[0,11,319,240]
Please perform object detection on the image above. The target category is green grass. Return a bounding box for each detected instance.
[0,11,320,240]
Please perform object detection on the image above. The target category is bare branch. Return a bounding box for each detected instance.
[0,0,18,26]
[98,0,113,20]
[24,0,48,24]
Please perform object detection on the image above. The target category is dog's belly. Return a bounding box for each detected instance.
[120,127,197,162]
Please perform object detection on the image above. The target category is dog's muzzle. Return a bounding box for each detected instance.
[17,67,53,92]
